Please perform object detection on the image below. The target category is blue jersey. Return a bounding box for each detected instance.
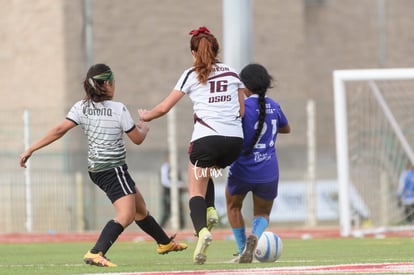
[228,95,288,183]
[397,169,414,205]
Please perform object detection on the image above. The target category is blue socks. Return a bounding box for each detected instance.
[251,216,268,240]
[232,226,246,254]
[232,217,269,254]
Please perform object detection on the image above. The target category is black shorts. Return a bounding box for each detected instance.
[89,164,136,203]
[188,136,243,168]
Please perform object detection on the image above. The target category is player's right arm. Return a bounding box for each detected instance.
[138,90,185,122]
[19,119,77,168]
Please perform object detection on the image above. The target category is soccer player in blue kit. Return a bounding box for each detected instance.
[225,63,291,263]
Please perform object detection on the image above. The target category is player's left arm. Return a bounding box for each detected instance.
[278,124,291,134]
[138,90,184,122]
[238,88,245,118]
[277,106,290,134]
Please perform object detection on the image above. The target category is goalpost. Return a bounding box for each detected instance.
[333,68,414,237]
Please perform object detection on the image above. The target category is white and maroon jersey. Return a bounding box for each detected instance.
[174,63,244,142]
[66,100,136,172]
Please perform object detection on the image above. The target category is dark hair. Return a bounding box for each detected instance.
[240,63,273,155]
[83,63,114,103]
[190,27,219,84]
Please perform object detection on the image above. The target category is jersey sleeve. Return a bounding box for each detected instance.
[119,104,136,133]
[66,101,81,125]
[174,68,195,93]
[277,105,289,128]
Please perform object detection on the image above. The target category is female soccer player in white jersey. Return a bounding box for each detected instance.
[226,63,291,263]
[139,26,245,264]
[19,63,187,267]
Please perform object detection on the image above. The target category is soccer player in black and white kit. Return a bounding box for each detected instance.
[139,26,245,264]
[19,63,187,267]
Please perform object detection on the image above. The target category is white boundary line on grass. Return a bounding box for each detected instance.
[80,262,414,275]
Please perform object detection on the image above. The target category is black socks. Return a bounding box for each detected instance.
[91,219,124,254]
[189,196,207,235]
[205,178,215,208]
[136,214,170,245]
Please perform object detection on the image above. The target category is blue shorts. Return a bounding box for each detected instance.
[188,136,243,168]
[89,164,136,203]
[227,176,278,201]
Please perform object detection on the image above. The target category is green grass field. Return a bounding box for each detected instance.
[0,237,413,275]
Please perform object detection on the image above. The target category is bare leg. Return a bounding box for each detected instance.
[225,187,247,228]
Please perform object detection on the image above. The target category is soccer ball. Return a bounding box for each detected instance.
[254,231,283,262]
